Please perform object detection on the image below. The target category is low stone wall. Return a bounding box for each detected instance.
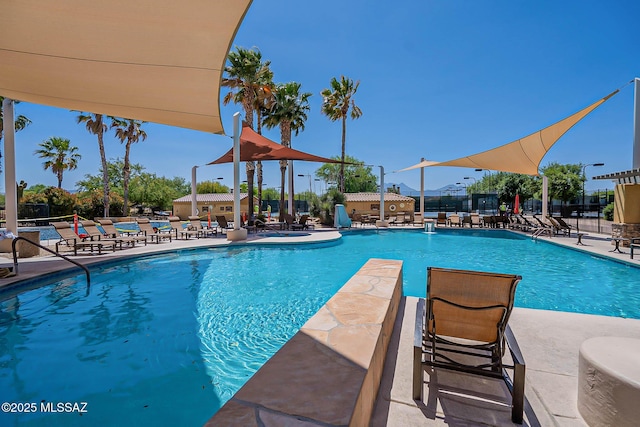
[612,223,640,247]
[206,258,404,426]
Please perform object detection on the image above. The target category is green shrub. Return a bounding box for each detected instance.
[603,202,614,221]
[311,189,345,225]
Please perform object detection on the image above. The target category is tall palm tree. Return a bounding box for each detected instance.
[77,112,110,217]
[221,46,272,223]
[253,81,275,211]
[110,118,147,215]
[263,82,312,215]
[0,97,32,173]
[321,76,363,192]
[34,137,81,188]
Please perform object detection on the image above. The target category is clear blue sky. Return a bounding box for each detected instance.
[6,0,640,195]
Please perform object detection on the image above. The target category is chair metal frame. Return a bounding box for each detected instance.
[413,267,526,424]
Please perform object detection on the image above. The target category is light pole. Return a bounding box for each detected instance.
[579,163,604,232]
[464,176,476,212]
[297,174,312,213]
[456,182,468,213]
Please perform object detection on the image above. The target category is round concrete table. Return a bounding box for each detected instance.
[578,337,640,427]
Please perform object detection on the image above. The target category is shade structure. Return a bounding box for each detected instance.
[0,0,252,134]
[399,89,619,175]
[207,123,344,164]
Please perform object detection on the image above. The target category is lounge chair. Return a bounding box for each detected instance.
[282,213,295,230]
[215,215,234,235]
[413,267,525,424]
[448,213,461,227]
[413,214,425,227]
[470,213,482,227]
[188,216,217,237]
[436,212,447,226]
[483,215,495,228]
[136,218,172,243]
[99,219,148,246]
[53,221,117,255]
[461,215,472,228]
[167,216,201,239]
[80,220,130,249]
[291,214,310,231]
[549,216,572,236]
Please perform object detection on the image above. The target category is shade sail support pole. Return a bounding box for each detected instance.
[420,157,425,219]
[542,175,548,219]
[233,113,241,230]
[227,112,247,241]
[633,78,640,169]
[376,165,388,227]
[3,98,18,235]
[191,166,198,216]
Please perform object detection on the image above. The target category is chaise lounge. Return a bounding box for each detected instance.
[53,221,118,255]
[413,267,526,424]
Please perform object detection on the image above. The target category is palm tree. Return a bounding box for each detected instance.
[321,76,363,192]
[221,46,273,222]
[263,82,312,215]
[0,97,32,173]
[110,118,147,215]
[34,137,81,188]
[77,112,110,217]
[253,80,275,211]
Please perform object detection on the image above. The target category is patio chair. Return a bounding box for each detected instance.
[80,220,131,249]
[413,267,525,424]
[188,215,217,237]
[291,214,310,231]
[136,218,172,243]
[483,215,495,228]
[631,237,639,259]
[282,213,295,230]
[461,215,472,228]
[550,216,572,236]
[436,212,447,226]
[53,221,117,255]
[448,213,461,227]
[470,213,482,227]
[215,215,234,235]
[99,219,148,246]
[168,216,201,239]
[413,214,425,227]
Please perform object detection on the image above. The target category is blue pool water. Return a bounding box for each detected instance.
[1,229,638,426]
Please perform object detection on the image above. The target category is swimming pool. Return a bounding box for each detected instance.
[1,229,638,426]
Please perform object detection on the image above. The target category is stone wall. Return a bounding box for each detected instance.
[611,223,640,247]
[205,258,404,426]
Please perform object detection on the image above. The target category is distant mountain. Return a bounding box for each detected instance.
[386,182,459,197]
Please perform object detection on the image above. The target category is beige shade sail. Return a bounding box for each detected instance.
[399,89,619,175]
[0,0,252,135]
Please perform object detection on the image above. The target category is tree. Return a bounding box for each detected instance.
[34,137,81,188]
[128,173,189,211]
[321,76,362,192]
[494,173,539,206]
[315,155,377,193]
[0,97,32,173]
[76,159,143,194]
[77,112,110,217]
[540,162,583,208]
[221,46,273,222]
[110,118,147,215]
[196,180,229,193]
[263,82,312,214]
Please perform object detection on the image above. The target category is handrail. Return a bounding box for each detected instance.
[11,237,91,286]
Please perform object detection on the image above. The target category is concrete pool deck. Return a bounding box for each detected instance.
[1,225,639,426]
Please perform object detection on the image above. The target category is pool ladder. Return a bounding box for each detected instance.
[10,237,91,286]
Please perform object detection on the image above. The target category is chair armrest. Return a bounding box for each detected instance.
[505,325,525,366]
[630,237,640,245]
[505,324,526,424]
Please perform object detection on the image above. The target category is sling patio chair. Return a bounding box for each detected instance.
[549,216,573,236]
[167,216,201,239]
[413,267,526,424]
[188,216,218,237]
[136,218,172,243]
[291,214,311,231]
[215,215,234,235]
[470,213,482,227]
[80,220,133,250]
[436,212,447,226]
[99,219,148,246]
[53,221,117,255]
[447,213,461,227]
